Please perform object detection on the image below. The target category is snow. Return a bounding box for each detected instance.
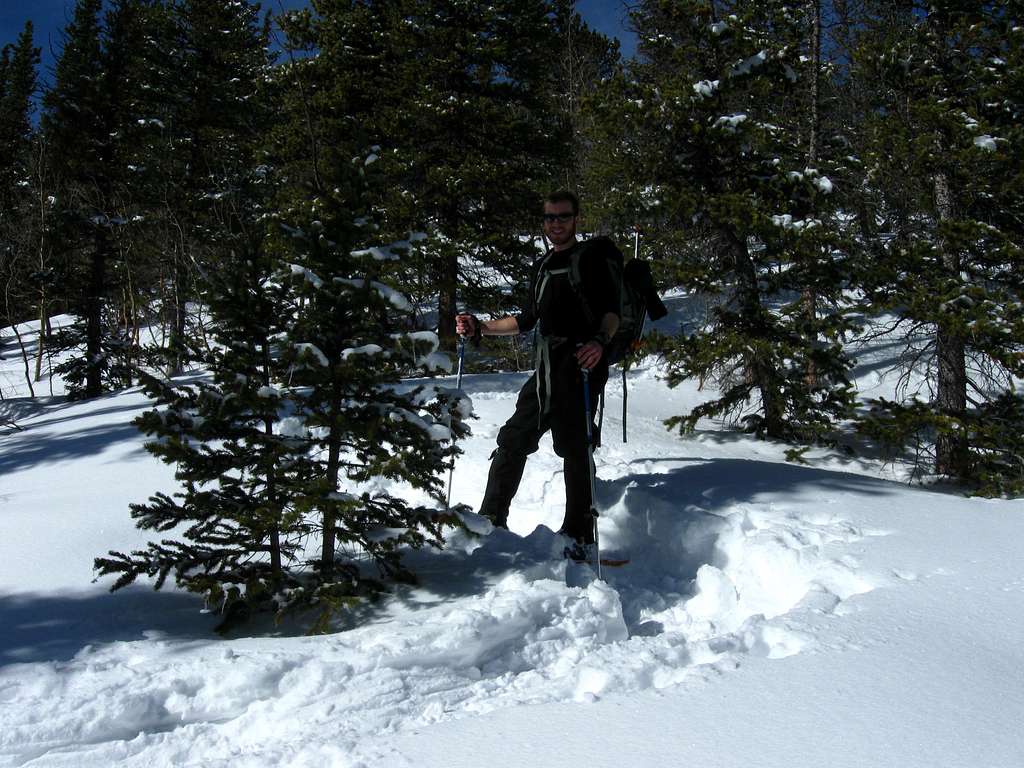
[387,406,450,441]
[290,263,324,288]
[293,342,329,367]
[350,245,400,261]
[420,352,453,373]
[714,113,748,132]
[974,135,998,151]
[277,416,309,438]
[351,232,428,262]
[692,79,719,98]
[391,330,452,372]
[340,343,384,359]
[3,300,1024,767]
[335,277,413,310]
[771,214,820,231]
[730,50,767,77]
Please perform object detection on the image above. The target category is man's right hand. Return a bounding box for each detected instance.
[456,314,479,338]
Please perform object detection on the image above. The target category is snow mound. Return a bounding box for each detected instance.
[0,477,875,767]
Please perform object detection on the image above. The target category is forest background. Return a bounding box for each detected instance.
[2,0,1022,625]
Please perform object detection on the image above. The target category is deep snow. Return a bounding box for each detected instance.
[2,301,1023,767]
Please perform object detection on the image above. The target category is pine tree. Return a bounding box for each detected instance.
[96,3,471,630]
[150,0,275,376]
[551,1,621,197]
[0,22,42,394]
[265,185,469,625]
[0,26,39,228]
[284,1,568,349]
[854,1,1024,492]
[0,22,38,206]
[95,159,470,632]
[94,230,303,629]
[42,0,152,397]
[104,1,178,381]
[42,0,107,397]
[94,0,291,629]
[271,4,473,620]
[588,0,857,442]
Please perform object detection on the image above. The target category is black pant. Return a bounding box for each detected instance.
[479,343,607,543]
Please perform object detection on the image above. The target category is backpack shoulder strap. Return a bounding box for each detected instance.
[567,245,597,326]
[533,248,556,309]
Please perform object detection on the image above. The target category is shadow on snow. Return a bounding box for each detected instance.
[1,459,901,661]
[0,420,146,474]
[399,455,897,635]
[0,585,219,667]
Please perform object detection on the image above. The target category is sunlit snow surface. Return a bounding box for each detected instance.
[2,298,1024,768]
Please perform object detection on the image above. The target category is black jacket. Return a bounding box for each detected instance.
[516,237,621,344]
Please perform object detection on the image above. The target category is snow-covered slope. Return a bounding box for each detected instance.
[2,306,1023,768]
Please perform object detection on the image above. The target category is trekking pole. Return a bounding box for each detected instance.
[581,368,602,580]
[446,335,467,510]
[624,226,641,444]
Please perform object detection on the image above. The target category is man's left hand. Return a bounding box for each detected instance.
[575,340,604,370]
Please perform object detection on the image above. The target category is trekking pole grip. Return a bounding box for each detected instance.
[456,335,466,388]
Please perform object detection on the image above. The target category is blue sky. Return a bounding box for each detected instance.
[574,0,636,58]
[1,0,636,85]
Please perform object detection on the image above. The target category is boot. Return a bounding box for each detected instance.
[478,447,528,529]
[560,452,596,543]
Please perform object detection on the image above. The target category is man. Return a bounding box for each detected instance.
[456,190,621,558]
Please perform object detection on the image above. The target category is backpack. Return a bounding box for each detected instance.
[535,236,668,441]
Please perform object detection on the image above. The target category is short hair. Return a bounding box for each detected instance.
[544,190,579,216]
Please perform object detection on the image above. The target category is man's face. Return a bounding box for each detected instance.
[542,201,578,250]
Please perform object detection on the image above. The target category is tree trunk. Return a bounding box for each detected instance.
[937,171,966,479]
[35,302,47,382]
[85,226,109,398]
[724,226,785,438]
[167,250,188,378]
[10,321,36,398]
[437,249,458,346]
[265,416,282,577]
[933,171,968,477]
[35,178,50,383]
[320,384,344,576]
[803,0,822,390]
[175,260,188,374]
[261,343,283,577]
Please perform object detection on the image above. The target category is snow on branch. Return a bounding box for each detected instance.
[290,263,324,288]
[341,344,386,360]
[973,135,998,152]
[693,80,720,99]
[377,403,454,443]
[293,343,329,367]
[729,50,766,77]
[391,330,451,373]
[714,113,748,132]
[351,232,428,262]
[335,278,412,311]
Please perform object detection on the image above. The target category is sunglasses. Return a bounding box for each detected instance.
[542,212,575,223]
